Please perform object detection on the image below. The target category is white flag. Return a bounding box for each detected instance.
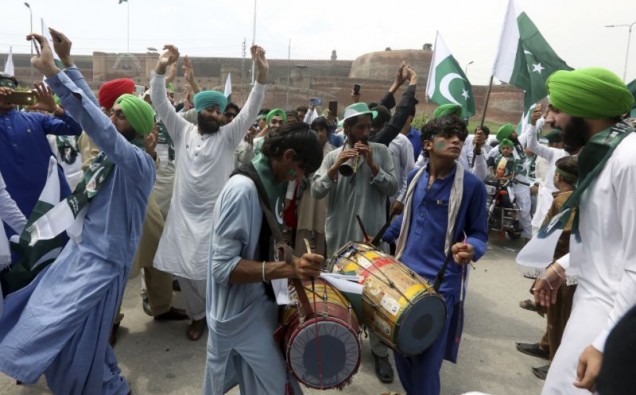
[224,73,232,99]
[492,0,571,111]
[41,19,62,64]
[3,47,14,76]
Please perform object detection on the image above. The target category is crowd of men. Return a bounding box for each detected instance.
[0,27,635,395]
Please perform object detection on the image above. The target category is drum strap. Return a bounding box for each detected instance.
[231,164,314,317]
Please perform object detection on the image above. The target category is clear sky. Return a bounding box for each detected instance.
[2,0,635,85]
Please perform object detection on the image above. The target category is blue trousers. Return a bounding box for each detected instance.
[393,295,456,395]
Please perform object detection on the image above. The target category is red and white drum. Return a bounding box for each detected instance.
[281,278,361,390]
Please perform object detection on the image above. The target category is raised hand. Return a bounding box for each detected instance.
[251,45,269,84]
[48,28,73,68]
[26,33,60,77]
[405,65,418,85]
[182,56,200,93]
[155,45,180,75]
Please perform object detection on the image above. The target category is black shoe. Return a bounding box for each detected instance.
[516,342,550,360]
[142,296,152,316]
[532,364,550,380]
[372,353,394,384]
[154,307,189,321]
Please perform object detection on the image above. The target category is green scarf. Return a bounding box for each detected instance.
[21,151,115,248]
[539,121,634,241]
[157,121,175,161]
[251,153,288,232]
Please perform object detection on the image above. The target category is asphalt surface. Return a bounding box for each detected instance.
[0,236,548,395]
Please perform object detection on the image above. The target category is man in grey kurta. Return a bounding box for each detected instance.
[311,102,397,384]
[311,102,397,255]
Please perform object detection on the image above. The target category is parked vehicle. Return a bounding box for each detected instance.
[484,175,524,240]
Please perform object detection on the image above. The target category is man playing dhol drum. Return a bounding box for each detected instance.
[382,110,489,395]
[203,121,324,394]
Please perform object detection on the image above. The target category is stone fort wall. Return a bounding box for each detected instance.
[2,49,523,123]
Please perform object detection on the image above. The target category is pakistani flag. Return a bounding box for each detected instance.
[3,47,14,76]
[493,0,572,111]
[426,32,475,118]
[0,157,65,297]
[224,73,232,102]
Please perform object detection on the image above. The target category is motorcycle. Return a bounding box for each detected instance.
[484,175,524,240]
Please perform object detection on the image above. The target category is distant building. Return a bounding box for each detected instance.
[1,49,522,122]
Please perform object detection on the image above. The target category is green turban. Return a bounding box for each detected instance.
[499,138,514,149]
[627,79,636,117]
[496,123,515,142]
[266,108,287,126]
[115,94,155,136]
[546,67,634,119]
[433,103,462,119]
[194,90,227,113]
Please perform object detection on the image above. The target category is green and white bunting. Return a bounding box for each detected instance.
[492,0,572,111]
[426,32,475,119]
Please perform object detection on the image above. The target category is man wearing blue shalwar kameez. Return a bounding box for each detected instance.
[0,30,155,395]
[382,112,488,395]
[203,122,324,395]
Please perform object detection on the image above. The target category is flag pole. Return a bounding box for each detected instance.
[479,75,494,128]
[126,0,130,54]
[250,0,257,86]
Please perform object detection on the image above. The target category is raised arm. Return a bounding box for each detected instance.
[372,65,418,147]
[30,31,153,180]
[182,56,201,94]
[222,45,268,149]
[151,45,190,142]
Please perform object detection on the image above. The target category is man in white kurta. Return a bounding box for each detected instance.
[150,44,267,339]
[525,121,568,235]
[534,67,636,394]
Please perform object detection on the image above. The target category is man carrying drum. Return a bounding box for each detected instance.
[382,105,489,395]
[203,121,324,394]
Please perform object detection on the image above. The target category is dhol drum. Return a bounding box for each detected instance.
[281,278,361,390]
[326,242,447,356]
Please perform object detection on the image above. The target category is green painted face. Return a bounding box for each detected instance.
[434,141,446,150]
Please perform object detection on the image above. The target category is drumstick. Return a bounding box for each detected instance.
[355,215,371,242]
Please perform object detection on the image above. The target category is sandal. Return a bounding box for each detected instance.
[186,318,207,341]
[519,299,537,312]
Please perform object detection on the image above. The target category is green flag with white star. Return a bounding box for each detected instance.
[426,32,475,119]
[493,0,572,112]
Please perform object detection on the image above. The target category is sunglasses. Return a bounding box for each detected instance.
[225,112,237,118]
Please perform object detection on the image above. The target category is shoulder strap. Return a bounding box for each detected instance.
[231,165,313,315]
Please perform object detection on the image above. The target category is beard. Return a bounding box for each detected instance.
[562,117,589,152]
[121,127,137,141]
[198,113,222,135]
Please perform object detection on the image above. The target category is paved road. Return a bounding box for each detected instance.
[0,237,548,395]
